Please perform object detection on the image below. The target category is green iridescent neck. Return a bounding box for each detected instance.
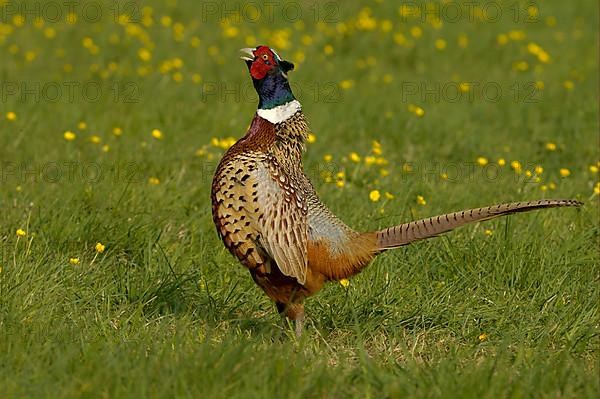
[254,72,295,110]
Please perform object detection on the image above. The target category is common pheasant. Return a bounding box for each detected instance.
[211,45,581,337]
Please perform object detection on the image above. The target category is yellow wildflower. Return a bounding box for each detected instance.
[172,72,183,83]
[410,26,422,38]
[511,161,522,174]
[16,228,26,237]
[149,177,161,185]
[589,165,599,173]
[478,333,488,342]
[559,168,570,177]
[364,156,376,166]
[340,80,354,90]
[545,142,557,151]
[497,158,506,166]
[223,26,239,38]
[394,33,407,46]
[369,190,381,202]
[372,141,382,155]
[323,154,333,162]
[307,133,316,144]
[350,152,361,163]
[546,16,557,27]
[152,129,163,140]
[513,61,529,71]
[408,104,425,117]
[160,15,172,26]
[563,80,574,90]
[90,135,101,144]
[508,30,526,41]
[95,242,105,253]
[324,45,334,55]
[6,111,17,121]
[113,127,123,136]
[190,37,201,48]
[485,229,493,236]
[416,195,426,206]
[44,27,56,38]
[138,48,152,61]
[63,131,76,141]
[434,39,447,50]
[77,121,87,130]
[69,257,80,265]
[339,279,350,288]
[477,157,488,166]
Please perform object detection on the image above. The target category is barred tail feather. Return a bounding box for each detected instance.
[375,199,582,250]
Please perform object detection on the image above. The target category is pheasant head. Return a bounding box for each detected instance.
[240,46,298,118]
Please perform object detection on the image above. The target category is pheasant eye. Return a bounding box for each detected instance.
[262,54,269,61]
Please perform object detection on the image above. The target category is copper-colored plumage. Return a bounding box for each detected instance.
[211,106,581,336]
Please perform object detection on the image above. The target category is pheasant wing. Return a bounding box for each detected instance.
[255,163,308,284]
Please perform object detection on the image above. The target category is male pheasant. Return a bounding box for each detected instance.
[211,45,581,337]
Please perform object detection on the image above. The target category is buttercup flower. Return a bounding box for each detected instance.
[349,152,361,163]
[152,129,163,139]
[369,190,381,202]
[63,131,76,141]
[559,168,570,177]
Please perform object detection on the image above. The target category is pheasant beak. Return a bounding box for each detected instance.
[239,48,255,62]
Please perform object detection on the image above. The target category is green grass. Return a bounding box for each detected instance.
[1,0,598,397]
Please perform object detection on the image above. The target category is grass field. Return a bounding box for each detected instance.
[1,0,599,397]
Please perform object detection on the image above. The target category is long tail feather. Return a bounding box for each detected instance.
[375,199,582,250]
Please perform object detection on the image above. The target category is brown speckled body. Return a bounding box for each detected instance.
[211,108,581,335]
[211,110,377,323]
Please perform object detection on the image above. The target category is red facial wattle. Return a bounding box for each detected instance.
[250,60,271,80]
[250,46,277,80]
